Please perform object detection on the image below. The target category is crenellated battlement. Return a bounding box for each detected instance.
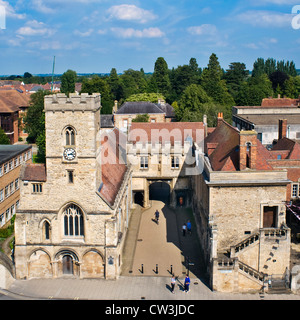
[44,93,101,112]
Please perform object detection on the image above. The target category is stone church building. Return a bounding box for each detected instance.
[14,93,132,280]
[12,93,294,293]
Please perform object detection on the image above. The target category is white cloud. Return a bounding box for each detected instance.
[236,10,293,27]
[107,4,157,23]
[16,20,55,36]
[250,0,300,5]
[31,0,55,14]
[0,0,26,19]
[27,40,61,50]
[74,28,94,37]
[187,24,217,36]
[111,27,164,38]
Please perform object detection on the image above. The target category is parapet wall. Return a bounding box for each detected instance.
[44,93,101,112]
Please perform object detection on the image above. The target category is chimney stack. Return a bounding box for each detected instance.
[113,100,118,113]
[203,114,208,137]
[217,112,223,127]
[278,119,287,140]
[239,131,257,170]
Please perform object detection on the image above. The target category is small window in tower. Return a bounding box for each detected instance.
[68,170,74,184]
[65,127,75,146]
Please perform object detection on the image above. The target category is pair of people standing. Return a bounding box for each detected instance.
[170,275,190,294]
[182,220,192,236]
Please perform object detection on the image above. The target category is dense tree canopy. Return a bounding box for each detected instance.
[12,54,300,159]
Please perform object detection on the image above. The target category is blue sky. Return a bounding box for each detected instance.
[0,0,300,75]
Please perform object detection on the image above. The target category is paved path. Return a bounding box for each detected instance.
[3,276,300,300]
[2,202,300,300]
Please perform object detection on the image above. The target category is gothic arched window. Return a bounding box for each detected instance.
[63,204,84,237]
[65,127,75,146]
[42,220,51,240]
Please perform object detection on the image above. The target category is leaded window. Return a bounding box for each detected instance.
[63,204,84,237]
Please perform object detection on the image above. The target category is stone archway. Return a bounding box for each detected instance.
[55,249,80,277]
[28,249,52,278]
[81,250,105,278]
[149,181,171,205]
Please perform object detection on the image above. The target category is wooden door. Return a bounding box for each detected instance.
[263,206,277,228]
[63,255,73,275]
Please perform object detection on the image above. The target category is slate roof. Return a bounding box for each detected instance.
[100,114,114,128]
[116,101,165,115]
[234,114,300,126]
[155,102,175,118]
[0,145,32,165]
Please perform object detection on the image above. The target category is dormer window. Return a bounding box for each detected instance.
[65,127,75,146]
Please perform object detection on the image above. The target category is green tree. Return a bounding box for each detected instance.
[23,72,33,79]
[269,70,289,92]
[132,114,150,122]
[252,58,266,77]
[81,76,113,114]
[224,62,249,101]
[61,69,77,96]
[119,69,148,100]
[23,90,52,163]
[0,127,10,144]
[284,76,300,98]
[108,68,123,101]
[235,74,273,106]
[126,93,165,103]
[152,57,171,96]
[201,53,235,106]
[175,84,212,121]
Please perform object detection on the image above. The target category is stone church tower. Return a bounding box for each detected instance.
[15,93,132,280]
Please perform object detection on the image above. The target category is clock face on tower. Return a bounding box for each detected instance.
[64,148,76,161]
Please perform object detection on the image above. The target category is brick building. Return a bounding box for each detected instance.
[0,145,32,227]
[0,90,31,143]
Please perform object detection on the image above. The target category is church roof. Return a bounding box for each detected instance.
[99,128,129,207]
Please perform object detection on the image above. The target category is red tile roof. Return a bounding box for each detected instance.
[0,90,31,113]
[261,98,299,107]
[271,137,300,159]
[21,163,47,182]
[128,122,204,146]
[99,128,128,207]
[205,119,272,171]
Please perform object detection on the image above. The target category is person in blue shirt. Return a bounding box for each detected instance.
[184,275,190,293]
[186,220,192,235]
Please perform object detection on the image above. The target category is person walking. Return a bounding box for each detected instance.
[182,223,187,236]
[187,220,192,235]
[171,276,176,294]
[184,275,190,293]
